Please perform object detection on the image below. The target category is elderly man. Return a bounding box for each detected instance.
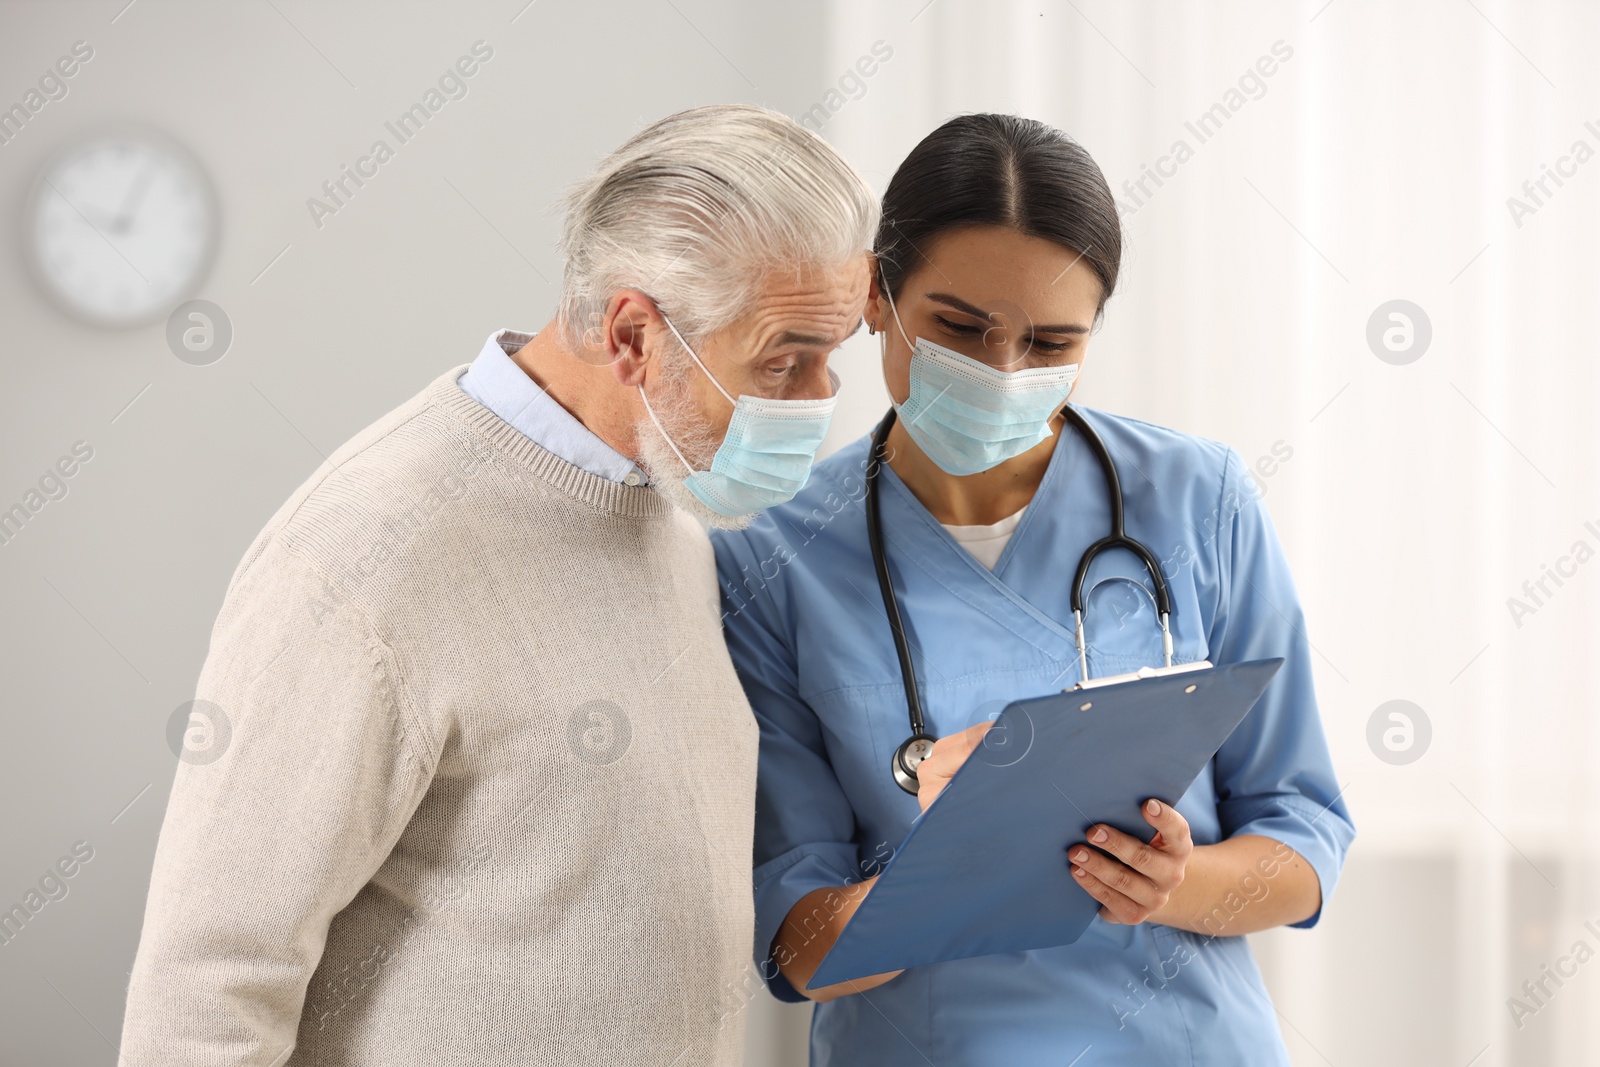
[120,104,876,1066]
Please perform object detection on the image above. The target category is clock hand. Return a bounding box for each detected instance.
[44,178,122,241]
[41,177,151,284]
[111,162,157,235]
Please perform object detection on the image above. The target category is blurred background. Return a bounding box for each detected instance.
[2,0,1597,1064]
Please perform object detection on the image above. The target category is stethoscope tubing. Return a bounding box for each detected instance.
[866,404,1175,793]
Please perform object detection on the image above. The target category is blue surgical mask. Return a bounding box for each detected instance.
[639,314,839,517]
[884,286,1080,477]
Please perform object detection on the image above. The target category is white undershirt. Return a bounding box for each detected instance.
[940,506,1028,571]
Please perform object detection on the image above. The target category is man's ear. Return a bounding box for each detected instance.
[602,290,659,386]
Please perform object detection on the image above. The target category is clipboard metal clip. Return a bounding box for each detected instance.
[1071,660,1214,692]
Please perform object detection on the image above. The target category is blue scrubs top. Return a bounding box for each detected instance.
[711,408,1355,1067]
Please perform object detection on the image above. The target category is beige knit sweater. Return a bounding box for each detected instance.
[120,368,758,1066]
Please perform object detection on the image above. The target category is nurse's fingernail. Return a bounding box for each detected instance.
[1072,866,1087,878]
[1071,849,1089,863]
[1090,827,1108,844]
[1146,800,1162,816]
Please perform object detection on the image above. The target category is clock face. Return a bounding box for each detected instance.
[28,130,217,327]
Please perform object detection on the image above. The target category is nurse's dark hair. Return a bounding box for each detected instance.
[874,113,1121,317]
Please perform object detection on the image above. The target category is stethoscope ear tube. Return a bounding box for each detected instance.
[1061,406,1174,681]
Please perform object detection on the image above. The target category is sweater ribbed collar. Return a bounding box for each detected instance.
[429,367,673,520]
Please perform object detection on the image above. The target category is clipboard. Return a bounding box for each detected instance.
[809,657,1284,988]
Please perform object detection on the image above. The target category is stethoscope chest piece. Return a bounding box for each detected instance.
[892,733,938,795]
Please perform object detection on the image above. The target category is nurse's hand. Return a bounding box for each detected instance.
[1067,799,1193,925]
[913,722,994,812]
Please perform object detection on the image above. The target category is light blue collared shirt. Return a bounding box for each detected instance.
[457,329,646,486]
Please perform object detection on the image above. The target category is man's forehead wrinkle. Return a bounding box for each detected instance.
[742,283,865,350]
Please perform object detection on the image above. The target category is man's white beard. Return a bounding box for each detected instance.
[635,359,758,532]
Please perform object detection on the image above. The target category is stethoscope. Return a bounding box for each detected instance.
[865,405,1176,795]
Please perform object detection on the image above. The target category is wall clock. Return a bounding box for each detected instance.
[27,127,217,327]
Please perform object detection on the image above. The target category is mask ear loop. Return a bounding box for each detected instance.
[638,311,724,477]
[660,314,736,406]
[880,271,915,352]
[637,384,696,475]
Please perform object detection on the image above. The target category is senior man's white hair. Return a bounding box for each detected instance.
[557,103,880,350]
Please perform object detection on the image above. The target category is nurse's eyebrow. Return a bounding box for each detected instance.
[925,292,1090,335]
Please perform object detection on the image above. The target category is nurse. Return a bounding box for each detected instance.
[712,113,1355,1065]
